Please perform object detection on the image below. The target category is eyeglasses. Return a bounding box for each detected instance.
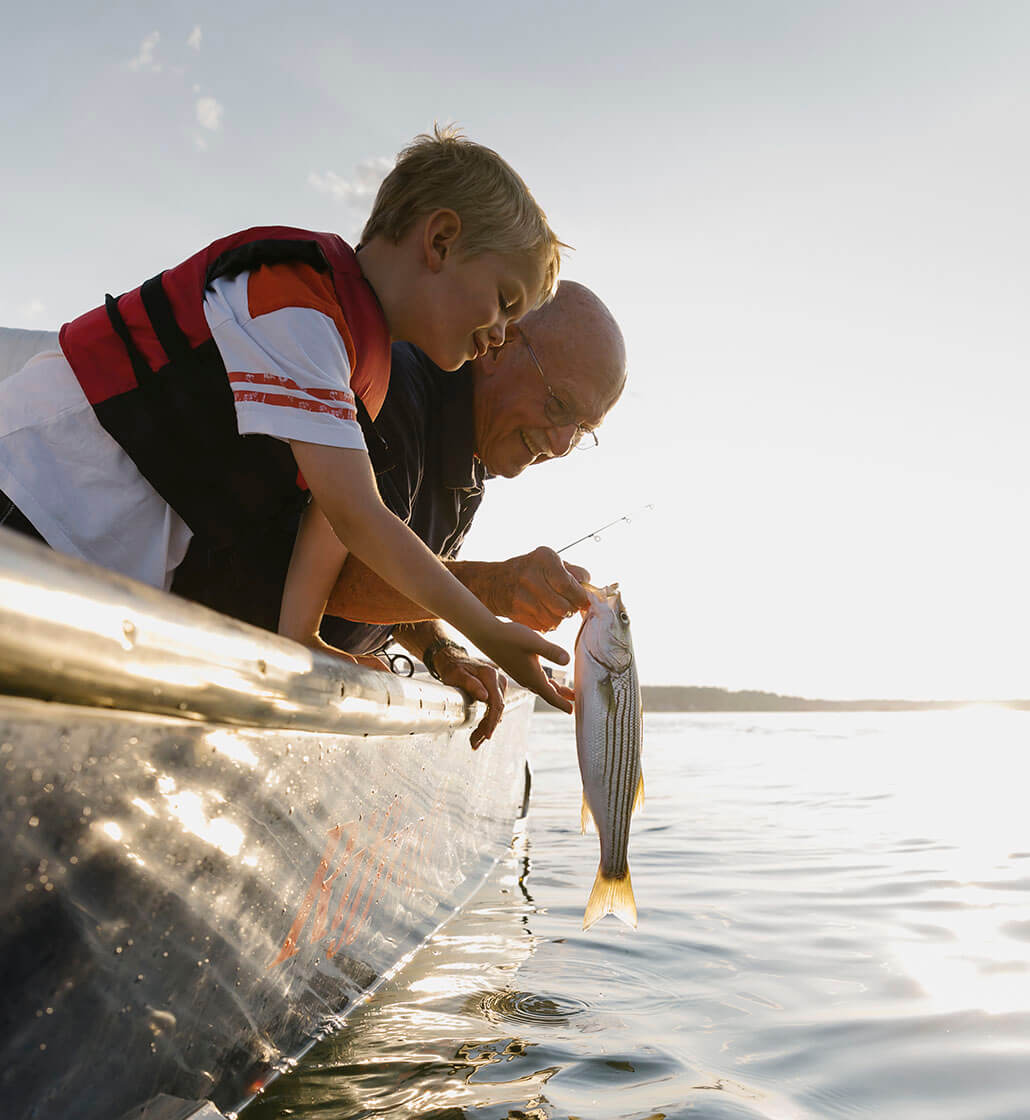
[515,328,599,453]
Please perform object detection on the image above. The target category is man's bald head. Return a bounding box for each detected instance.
[472,281,627,478]
[523,280,627,413]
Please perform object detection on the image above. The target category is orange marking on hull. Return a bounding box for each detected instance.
[338,825,410,949]
[309,827,356,942]
[330,799,401,954]
[268,824,342,969]
[323,805,389,957]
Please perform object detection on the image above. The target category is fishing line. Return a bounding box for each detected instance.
[556,504,655,555]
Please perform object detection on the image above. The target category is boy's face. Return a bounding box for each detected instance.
[414,250,544,372]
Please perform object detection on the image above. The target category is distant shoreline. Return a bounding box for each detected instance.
[538,685,1030,713]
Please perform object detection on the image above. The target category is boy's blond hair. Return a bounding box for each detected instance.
[361,124,563,305]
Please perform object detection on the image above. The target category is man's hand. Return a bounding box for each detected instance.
[489,547,592,631]
[325,547,592,632]
[431,644,509,749]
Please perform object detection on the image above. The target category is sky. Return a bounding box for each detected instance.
[3,1,1029,699]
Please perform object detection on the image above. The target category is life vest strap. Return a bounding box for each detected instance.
[140,274,192,368]
[104,292,154,387]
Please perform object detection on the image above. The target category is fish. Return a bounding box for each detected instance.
[574,581,643,930]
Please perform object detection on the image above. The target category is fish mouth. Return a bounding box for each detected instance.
[581,581,619,607]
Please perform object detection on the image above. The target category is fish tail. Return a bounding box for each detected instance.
[582,864,637,931]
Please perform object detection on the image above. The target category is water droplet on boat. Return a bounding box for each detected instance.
[120,620,137,650]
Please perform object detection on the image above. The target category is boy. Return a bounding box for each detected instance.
[0,127,572,712]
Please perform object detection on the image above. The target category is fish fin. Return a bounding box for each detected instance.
[582,865,637,931]
[632,772,645,815]
[580,795,596,834]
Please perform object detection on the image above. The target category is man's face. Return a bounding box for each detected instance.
[472,324,619,478]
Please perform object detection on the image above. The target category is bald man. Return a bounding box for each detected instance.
[317,281,626,745]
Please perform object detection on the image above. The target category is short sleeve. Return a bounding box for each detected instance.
[203,261,367,451]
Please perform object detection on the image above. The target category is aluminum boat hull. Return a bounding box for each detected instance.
[0,531,532,1120]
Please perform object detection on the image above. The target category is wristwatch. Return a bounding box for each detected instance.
[421,636,468,680]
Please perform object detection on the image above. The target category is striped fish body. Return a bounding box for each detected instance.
[574,582,643,930]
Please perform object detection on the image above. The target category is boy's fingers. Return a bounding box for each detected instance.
[534,636,570,666]
[543,685,574,714]
[529,668,572,713]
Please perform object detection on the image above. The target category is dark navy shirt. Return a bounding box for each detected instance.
[319,343,486,655]
[167,344,485,643]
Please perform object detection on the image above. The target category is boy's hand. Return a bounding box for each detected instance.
[477,622,572,714]
[430,645,508,748]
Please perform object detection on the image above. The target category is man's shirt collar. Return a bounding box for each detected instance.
[437,365,485,493]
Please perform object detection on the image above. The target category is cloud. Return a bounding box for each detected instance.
[129,31,161,72]
[195,96,224,132]
[308,157,393,207]
[187,25,202,51]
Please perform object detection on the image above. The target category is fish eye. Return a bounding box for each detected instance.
[619,611,630,624]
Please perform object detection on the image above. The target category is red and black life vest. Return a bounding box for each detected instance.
[59,226,391,550]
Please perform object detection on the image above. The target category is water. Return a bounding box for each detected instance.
[246,710,1030,1119]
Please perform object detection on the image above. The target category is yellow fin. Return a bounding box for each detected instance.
[581,794,596,834]
[582,864,637,930]
[632,772,645,815]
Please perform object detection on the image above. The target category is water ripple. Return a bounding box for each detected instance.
[479,988,593,1028]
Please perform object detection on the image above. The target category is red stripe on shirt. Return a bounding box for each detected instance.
[228,370,355,406]
[232,389,357,422]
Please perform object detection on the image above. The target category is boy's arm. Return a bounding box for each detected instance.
[289,440,572,712]
[277,500,351,649]
[327,548,592,632]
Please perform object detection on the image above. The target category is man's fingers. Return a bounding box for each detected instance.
[461,673,489,702]
[459,665,505,748]
[556,571,591,611]
[513,587,573,631]
[565,561,591,585]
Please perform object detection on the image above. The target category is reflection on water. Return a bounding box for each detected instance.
[245,711,1030,1120]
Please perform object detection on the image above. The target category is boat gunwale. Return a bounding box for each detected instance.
[0,529,482,736]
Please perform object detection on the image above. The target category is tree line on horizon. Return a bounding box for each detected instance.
[538,685,1030,713]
